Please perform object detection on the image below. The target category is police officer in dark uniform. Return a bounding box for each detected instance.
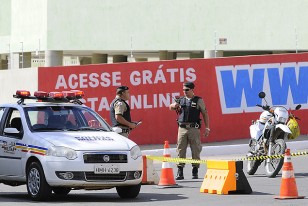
[110,86,137,137]
[169,82,210,179]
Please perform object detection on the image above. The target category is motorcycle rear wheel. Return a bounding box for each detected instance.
[264,139,286,178]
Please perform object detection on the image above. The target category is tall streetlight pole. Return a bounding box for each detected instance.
[214,31,217,58]
[7,44,10,69]
[130,36,135,62]
[20,42,24,68]
[295,27,298,53]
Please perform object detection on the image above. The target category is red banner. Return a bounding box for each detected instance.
[38,53,308,145]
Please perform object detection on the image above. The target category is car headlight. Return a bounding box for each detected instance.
[47,146,77,160]
[130,145,141,160]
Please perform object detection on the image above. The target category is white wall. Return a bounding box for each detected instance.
[1,0,308,54]
[45,0,308,51]
[10,0,47,53]
[0,68,38,104]
[0,0,11,54]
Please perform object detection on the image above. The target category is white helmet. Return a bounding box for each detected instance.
[259,111,273,124]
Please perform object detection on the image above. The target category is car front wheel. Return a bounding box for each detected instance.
[26,162,52,201]
[52,187,71,196]
[116,183,141,199]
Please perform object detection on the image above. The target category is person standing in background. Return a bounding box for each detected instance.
[169,82,210,180]
[110,86,138,137]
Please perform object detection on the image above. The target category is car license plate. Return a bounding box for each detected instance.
[94,164,120,174]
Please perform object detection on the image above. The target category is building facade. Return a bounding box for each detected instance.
[0,0,307,69]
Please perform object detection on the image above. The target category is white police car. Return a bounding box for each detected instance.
[0,90,142,201]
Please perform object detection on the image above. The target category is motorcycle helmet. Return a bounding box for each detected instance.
[259,111,272,124]
[287,117,300,139]
[273,107,288,124]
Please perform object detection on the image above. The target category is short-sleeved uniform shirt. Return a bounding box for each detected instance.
[114,98,128,116]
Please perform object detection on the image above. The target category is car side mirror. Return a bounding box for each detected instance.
[4,128,23,138]
[4,128,20,134]
[112,127,122,134]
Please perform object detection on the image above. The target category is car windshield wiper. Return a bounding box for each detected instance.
[65,128,79,131]
[37,127,66,131]
[77,127,109,131]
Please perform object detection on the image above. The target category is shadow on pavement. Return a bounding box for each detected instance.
[0,192,188,203]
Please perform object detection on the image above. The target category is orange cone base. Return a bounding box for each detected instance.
[156,184,181,189]
[274,195,305,200]
[157,168,180,188]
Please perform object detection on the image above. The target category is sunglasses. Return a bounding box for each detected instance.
[183,88,191,92]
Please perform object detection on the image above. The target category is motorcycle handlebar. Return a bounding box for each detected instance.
[256,104,270,111]
[290,113,301,121]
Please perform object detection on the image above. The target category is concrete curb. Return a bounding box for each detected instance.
[141,140,308,158]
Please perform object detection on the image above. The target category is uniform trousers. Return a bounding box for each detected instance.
[176,126,202,168]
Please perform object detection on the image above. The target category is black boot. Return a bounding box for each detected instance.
[192,167,198,179]
[176,167,184,180]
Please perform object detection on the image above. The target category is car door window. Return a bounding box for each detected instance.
[4,109,23,139]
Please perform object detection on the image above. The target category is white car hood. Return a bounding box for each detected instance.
[35,131,132,151]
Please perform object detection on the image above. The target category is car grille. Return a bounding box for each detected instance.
[85,172,127,181]
[83,153,128,163]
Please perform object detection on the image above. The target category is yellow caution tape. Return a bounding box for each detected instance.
[146,155,207,164]
[146,151,308,164]
[235,151,308,161]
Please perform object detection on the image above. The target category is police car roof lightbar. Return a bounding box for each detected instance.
[62,91,75,100]
[71,90,85,99]
[34,91,49,99]
[13,90,85,105]
[49,92,64,99]
[14,90,31,98]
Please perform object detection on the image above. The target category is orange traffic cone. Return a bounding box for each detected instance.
[157,141,179,188]
[274,149,304,199]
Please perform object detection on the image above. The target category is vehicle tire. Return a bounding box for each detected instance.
[116,183,141,199]
[26,162,52,201]
[247,159,261,175]
[52,187,71,196]
[264,139,286,178]
[246,139,261,175]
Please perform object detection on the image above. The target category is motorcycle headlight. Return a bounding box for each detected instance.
[130,145,141,160]
[47,146,77,160]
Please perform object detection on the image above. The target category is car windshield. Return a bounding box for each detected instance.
[24,105,112,132]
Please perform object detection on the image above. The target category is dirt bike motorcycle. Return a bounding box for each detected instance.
[246,92,301,178]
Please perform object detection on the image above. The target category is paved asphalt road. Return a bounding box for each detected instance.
[0,136,307,205]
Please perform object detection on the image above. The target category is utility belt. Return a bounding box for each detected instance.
[178,122,200,129]
[121,128,130,133]
[115,123,131,133]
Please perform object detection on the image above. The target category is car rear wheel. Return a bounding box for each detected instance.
[26,162,52,201]
[116,183,141,199]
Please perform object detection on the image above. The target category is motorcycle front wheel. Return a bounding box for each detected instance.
[247,159,261,175]
[264,139,286,178]
[246,139,261,175]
